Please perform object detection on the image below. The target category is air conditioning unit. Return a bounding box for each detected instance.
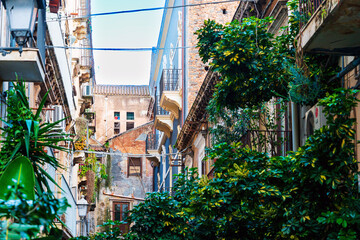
[304,104,326,139]
[52,105,65,132]
[82,85,93,97]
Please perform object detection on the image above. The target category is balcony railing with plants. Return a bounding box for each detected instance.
[299,0,325,26]
[146,133,159,151]
[240,130,292,157]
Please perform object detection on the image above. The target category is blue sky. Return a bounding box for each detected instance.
[91,0,165,85]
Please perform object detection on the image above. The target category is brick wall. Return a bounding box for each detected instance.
[186,0,239,112]
[108,122,153,155]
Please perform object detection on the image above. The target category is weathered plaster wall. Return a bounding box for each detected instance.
[93,94,151,144]
[94,123,154,230]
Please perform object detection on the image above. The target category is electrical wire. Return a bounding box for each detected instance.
[74,149,181,158]
[45,45,196,52]
[46,0,241,22]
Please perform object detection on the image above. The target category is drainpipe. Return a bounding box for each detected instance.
[291,102,299,151]
[105,96,108,139]
[286,3,300,151]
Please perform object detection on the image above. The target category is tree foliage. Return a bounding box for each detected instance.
[118,89,360,240]
[196,0,339,111]
[196,17,288,110]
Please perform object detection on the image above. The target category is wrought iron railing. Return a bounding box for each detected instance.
[160,69,181,93]
[299,0,325,26]
[239,130,292,157]
[78,0,89,17]
[155,95,169,116]
[80,55,92,68]
[146,133,159,151]
[156,105,169,115]
[80,40,92,67]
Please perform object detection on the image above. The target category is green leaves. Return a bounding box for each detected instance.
[196,17,289,110]
[0,81,71,195]
[0,156,35,200]
[119,89,360,240]
[0,81,71,238]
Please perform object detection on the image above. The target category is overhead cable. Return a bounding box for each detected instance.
[74,150,183,158]
[45,45,196,52]
[46,0,241,22]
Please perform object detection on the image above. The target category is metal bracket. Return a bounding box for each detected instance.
[0,47,22,56]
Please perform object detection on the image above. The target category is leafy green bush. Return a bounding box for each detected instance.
[121,89,360,240]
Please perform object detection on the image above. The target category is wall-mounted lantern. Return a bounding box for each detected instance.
[1,0,45,48]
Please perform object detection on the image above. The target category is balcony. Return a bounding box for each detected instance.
[80,55,92,69]
[88,118,96,134]
[240,130,292,157]
[159,69,182,119]
[73,0,89,23]
[154,102,173,138]
[84,109,95,120]
[146,133,160,165]
[298,0,360,55]
[146,133,160,151]
[0,48,45,82]
[84,109,96,133]
[80,100,92,115]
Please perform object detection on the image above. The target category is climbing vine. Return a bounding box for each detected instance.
[79,150,108,202]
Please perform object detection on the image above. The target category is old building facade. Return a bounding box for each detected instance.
[94,122,154,233]
[147,0,238,192]
[84,85,153,232]
[0,0,96,237]
[92,85,151,143]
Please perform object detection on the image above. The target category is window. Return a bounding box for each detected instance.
[113,202,130,233]
[126,122,134,130]
[126,112,134,120]
[128,157,142,177]
[114,122,120,134]
[114,112,120,120]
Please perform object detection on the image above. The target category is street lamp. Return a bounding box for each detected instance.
[1,0,45,48]
[78,195,89,236]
